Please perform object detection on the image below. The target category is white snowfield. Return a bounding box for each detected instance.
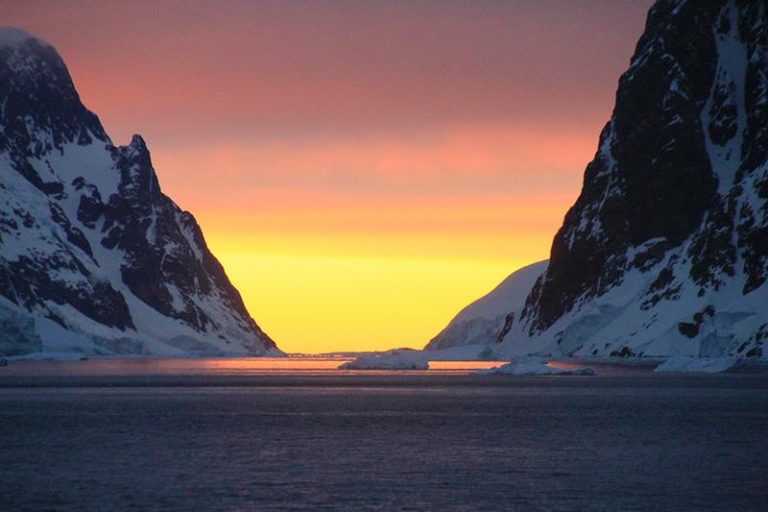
[433,256,768,361]
[653,356,740,373]
[496,250,768,360]
[339,350,429,370]
[477,358,596,376]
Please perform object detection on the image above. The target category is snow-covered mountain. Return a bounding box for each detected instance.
[0,27,280,357]
[425,261,546,351]
[430,0,768,360]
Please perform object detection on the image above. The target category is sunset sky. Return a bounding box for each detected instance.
[5,0,653,353]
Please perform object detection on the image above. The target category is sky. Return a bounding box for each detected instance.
[4,0,654,353]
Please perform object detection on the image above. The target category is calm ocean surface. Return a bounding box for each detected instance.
[0,358,766,511]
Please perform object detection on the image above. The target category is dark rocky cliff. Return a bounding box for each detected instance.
[510,0,768,358]
[429,1,768,359]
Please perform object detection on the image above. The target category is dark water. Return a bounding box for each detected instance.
[0,365,766,511]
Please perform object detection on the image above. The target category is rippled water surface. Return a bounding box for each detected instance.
[0,359,766,511]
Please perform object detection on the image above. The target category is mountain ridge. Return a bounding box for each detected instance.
[0,28,280,357]
[425,261,547,351]
[428,0,768,360]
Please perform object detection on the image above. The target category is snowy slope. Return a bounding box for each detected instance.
[430,0,768,360]
[425,261,547,350]
[0,28,280,357]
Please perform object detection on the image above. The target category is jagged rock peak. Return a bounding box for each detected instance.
[0,26,109,152]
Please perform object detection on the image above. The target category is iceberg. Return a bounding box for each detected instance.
[339,349,429,370]
[477,358,595,376]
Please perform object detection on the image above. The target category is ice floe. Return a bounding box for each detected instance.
[477,358,595,376]
[338,349,429,370]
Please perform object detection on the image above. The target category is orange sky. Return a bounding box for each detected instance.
[3,0,653,352]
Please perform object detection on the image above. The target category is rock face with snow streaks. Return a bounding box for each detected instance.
[430,1,768,360]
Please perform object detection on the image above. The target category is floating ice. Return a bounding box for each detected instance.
[339,349,429,370]
[477,358,595,376]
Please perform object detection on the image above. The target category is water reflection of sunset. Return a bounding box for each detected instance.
[0,358,507,377]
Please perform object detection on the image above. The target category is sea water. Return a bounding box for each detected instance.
[0,359,766,511]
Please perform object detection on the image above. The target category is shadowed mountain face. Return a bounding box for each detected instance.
[0,28,279,357]
[429,0,768,359]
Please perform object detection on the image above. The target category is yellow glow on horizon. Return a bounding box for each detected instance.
[204,225,555,354]
[215,251,523,353]
[143,123,585,355]
[150,127,583,355]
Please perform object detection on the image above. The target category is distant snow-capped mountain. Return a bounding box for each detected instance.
[425,261,546,351]
[429,0,768,360]
[0,27,280,357]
